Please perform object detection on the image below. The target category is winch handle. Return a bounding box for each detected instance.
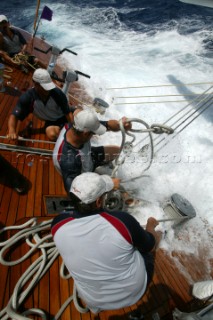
[142,216,190,228]
[75,70,91,79]
[157,216,189,223]
[60,48,78,56]
[34,46,78,56]
[34,46,52,54]
[51,71,65,83]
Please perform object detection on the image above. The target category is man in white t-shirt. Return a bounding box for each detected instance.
[51,172,161,318]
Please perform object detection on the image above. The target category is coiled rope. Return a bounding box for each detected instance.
[11,54,37,70]
[0,218,88,319]
[1,84,212,317]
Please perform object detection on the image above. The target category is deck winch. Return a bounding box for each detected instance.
[93,97,109,114]
[104,190,124,211]
[104,191,197,226]
[162,193,196,222]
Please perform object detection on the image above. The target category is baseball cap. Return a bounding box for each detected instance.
[32,68,56,91]
[0,15,8,23]
[70,172,114,204]
[74,109,106,135]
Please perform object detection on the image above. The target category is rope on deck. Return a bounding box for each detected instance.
[0,218,88,319]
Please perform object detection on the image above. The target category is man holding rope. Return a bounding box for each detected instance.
[0,15,45,70]
[53,108,131,193]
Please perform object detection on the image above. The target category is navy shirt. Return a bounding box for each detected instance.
[12,87,71,121]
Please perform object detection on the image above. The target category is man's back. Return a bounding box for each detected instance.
[51,210,150,313]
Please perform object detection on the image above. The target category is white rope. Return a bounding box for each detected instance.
[0,218,89,319]
[111,118,156,181]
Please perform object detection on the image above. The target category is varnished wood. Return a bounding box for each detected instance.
[0,32,211,320]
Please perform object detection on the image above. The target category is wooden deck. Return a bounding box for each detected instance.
[0,38,212,320]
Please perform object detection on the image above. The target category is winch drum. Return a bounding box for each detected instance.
[163,193,196,220]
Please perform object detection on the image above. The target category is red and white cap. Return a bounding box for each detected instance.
[74,109,106,135]
[70,172,113,204]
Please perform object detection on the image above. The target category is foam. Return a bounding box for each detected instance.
[36,4,213,266]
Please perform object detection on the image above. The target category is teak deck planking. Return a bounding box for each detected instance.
[0,32,212,320]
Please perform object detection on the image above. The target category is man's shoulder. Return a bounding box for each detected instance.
[50,87,69,106]
[101,209,142,229]
[50,87,66,98]
[21,87,36,99]
[18,88,36,105]
[10,27,20,35]
[102,209,132,217]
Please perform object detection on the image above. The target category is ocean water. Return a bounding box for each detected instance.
[0,0,212,277]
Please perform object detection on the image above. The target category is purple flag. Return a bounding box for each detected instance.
[40,6,53,21]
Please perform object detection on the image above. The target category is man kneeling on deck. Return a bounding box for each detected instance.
[53,108,131,193]
[51,172,162,318]
[7,68,75,141]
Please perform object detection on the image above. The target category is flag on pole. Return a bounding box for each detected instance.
[33,5,53,37]
[40,6,53,21]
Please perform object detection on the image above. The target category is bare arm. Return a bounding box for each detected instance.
[112,178,120,190]
[21,43,27,53]
[66,111,74,123]
[107,117,132,132]
[0,50,15,65]
[7,114,19,140]
[145,217,162,251]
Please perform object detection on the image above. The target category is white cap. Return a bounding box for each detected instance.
[74,109,106,135]
[0,15,8,23]
[70,172,114,204]
[32,68,56,91]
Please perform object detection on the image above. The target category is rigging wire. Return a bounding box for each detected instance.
[114,93,211,99]
[0,83,213,318]
[112,87,213,182]
[106,81,213,90]
[133,86,213,150]
[0,87,212,157]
